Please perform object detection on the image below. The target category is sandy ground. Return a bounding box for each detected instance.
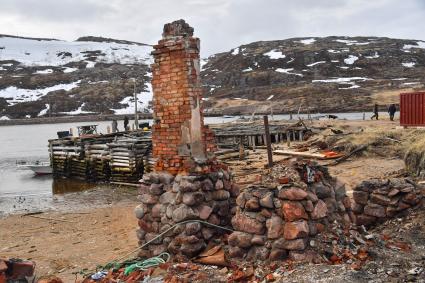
[0,118,421,281]
[0,203,139,282]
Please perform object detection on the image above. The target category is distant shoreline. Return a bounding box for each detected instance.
[0,111,376,126]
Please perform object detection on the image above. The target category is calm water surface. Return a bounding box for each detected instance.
[0,112,396,215]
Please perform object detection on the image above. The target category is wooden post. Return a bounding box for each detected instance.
[263,115,273,168]
[252,135,256,152]
[299,130,303,141]
[286,131,290,147]
[239,136,245,160]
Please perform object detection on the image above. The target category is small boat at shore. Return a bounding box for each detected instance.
[17,161,52,175]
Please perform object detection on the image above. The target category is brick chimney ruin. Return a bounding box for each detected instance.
[151,19,215,175]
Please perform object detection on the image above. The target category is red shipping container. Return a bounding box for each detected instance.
[400,92,425,127]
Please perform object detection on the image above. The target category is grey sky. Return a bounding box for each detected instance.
[1,0,424,56]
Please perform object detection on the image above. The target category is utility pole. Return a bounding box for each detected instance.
[133,78,139,129]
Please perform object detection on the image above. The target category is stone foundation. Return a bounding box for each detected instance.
[135,170,238,258]
[352,178,424,226]
[228,162,352,261]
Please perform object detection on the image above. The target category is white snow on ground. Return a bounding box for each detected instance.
[62,67,78,73]
[231,47,240,55]
[328,49,341,53]
[339,66,350,69]
[264,50,286,59]
[402,62,416,68]
[312,77,371,83]
[0,116,10,120]
[287,58,295,63]
[242,67,252,72]
[339,85,360,89]
[60,103,94,115]
[307,61,326,67]
[335,39,370,46]
[112,82,153,114]
[0,80,81,105]
[37,104,50,116]
[85,61,96,68]
[200,59,208,70]
[34,69,53,74]
[365,52,380,59]
[299,38,316,45]
[392,78,407,81]
[331,60,339,63]
[0,67,5,71]
[403,41,425,50]
[0,36,152,67]
[1,63,13,66]
[275,68,303,77]
[402,82,421,86]
[344,55,359,65]
[88,80,109,84]
[266,95,274,100]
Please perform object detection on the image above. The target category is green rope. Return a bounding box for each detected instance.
[124,253,170,276]
[82,220,233,278]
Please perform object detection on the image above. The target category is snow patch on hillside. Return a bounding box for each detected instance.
[299,38,316,45]
[112,83,153,114]
[0,80,81,105]
[344,55,358,65]
[61,103,94,115]
[335,39,370,46]
[231,47,240,55]
[365,52,379,59]
[307,61,325,67]
[275,68,303,77]
[403,41,425,50]
[264,50,286,59]
[34,69,53,74]
[62,67,78,73]
[0,36,152,67]
[0,116,10,120]
[313,77,371,83]
[402,62,416,68]
[38,104,50,117]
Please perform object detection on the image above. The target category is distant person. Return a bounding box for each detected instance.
[112,119,118,133]
[388,104,397,121]
[371,103,379,120]
[124,116,129,131]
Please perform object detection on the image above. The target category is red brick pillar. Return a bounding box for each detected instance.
[151,20,213,175]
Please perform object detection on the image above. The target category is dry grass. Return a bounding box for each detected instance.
[404,130,425,175]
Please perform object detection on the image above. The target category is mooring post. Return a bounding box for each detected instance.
[263,115,273,168]
[239,136,245,160]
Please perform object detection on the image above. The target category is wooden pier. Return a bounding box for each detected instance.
[48,120,310,183]
[49,131,153,184]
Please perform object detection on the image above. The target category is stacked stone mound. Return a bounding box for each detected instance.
[228,165,352,261]
[352,178,424,226]
[135,170,238,258]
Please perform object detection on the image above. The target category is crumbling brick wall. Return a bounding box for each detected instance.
[151,19,214,175]
[352,178,424,226]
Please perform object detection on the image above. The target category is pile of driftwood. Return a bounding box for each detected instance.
[49,131,152,184]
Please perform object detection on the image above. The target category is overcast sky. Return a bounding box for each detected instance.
[1,0,424,56]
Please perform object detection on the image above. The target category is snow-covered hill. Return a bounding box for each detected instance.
[201,36,425,114]
[0,35,154,119]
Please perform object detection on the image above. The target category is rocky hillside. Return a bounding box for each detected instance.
[0,35,152,119]
[1,35,424,119]
[201,36,425,114]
